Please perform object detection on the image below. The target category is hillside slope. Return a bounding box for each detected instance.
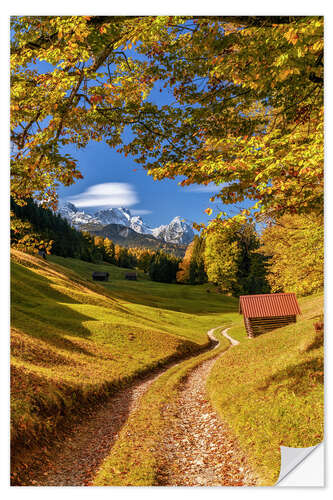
[11,249,237,472]
[207,292,324,485]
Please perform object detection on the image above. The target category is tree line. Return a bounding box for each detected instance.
[177,226,270,296]
[176,214,323,298]
[10,198,181,283]
[11,197,323,297]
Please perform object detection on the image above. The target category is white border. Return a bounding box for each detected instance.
[2,2,331,497]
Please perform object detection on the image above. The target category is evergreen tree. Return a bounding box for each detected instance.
[189,236,207,284]
[176,236,207,284]
[136,249,155,273]
[115,245,135,268]
[149,252,179,283]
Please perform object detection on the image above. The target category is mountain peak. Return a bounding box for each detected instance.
[58,200,78,213]
[57,201,194,245]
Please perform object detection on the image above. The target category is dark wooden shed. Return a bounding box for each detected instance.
[92,271,109,282]
[38,249,47,259]
[239,293,301,338]
[125,272,137,281]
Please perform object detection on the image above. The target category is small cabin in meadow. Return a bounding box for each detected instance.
[125,272,137,281]
[92,271,109,282]
[239,293,301,338]
[38,249,47,259]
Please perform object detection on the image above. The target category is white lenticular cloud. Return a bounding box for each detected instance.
[68,183,138,208]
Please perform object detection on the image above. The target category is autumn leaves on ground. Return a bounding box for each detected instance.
[11,249,323,486]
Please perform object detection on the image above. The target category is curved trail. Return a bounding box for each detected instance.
[18,326,255,486]
[155,328,256,486]
[17,329,218,486]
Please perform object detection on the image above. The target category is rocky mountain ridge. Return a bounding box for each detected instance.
[57,201,194,245]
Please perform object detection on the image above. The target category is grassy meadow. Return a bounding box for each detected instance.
[11,249,324,486]
[207,292,324,485]
[10,249,237,465]
[93,293,323,486]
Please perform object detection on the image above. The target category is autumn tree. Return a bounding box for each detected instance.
[204,221,269,295]
[10,211,53,256]
[176,240,194,283]
[134,248,155,273]
[204,230,241,294]
[93,236,106,259]
[103,237,115,264]
[11,16,323,229]
[114,244,136,268]
[10,15,174,207]
[129,16,323,225]
[177,236,207,284]
[259,213,323,296]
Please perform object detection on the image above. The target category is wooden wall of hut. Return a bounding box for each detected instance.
[244,315,296,338]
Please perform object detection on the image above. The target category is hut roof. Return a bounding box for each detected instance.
[239,293,301,318]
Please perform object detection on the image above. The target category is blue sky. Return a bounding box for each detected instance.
[56,65,248,228]
[26,38,250,229]
[57,140,235,228]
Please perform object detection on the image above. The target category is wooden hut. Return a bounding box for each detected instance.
[38,249,47,259]
[239,293,301,338]
[92,271,109,282]
[125,272,137,281]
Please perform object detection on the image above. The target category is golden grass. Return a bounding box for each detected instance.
[10,249,236,463]
[207,292,324,485]
[93,328,231,486]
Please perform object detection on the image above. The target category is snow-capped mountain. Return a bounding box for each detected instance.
[129,215,154,235]
[58,201,101,226]
[152,216,194,245]
[57,202,194,245]
[94,207,132,227]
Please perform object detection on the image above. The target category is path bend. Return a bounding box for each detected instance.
[15,326,256,486]
[155,328,256,486]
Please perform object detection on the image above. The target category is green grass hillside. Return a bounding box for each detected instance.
[207,292,324,485]
[11,249,323,486]
[11,249,237,465]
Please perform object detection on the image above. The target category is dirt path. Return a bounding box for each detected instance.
[31,371,163,486]
[155,329,256,486]
[16,327,255,486]
[16,332,217,486]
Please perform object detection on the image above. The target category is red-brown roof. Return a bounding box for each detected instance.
[239,293,301,318]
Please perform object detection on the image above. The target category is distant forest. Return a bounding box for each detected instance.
[10,198,181,283]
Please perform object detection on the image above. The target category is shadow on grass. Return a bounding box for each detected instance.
[304,331,324,352]
[11,333,216,486]
[45,253,239,315]
[11,262,107,342]
[258,357,324,396]
[98,282,239,315]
